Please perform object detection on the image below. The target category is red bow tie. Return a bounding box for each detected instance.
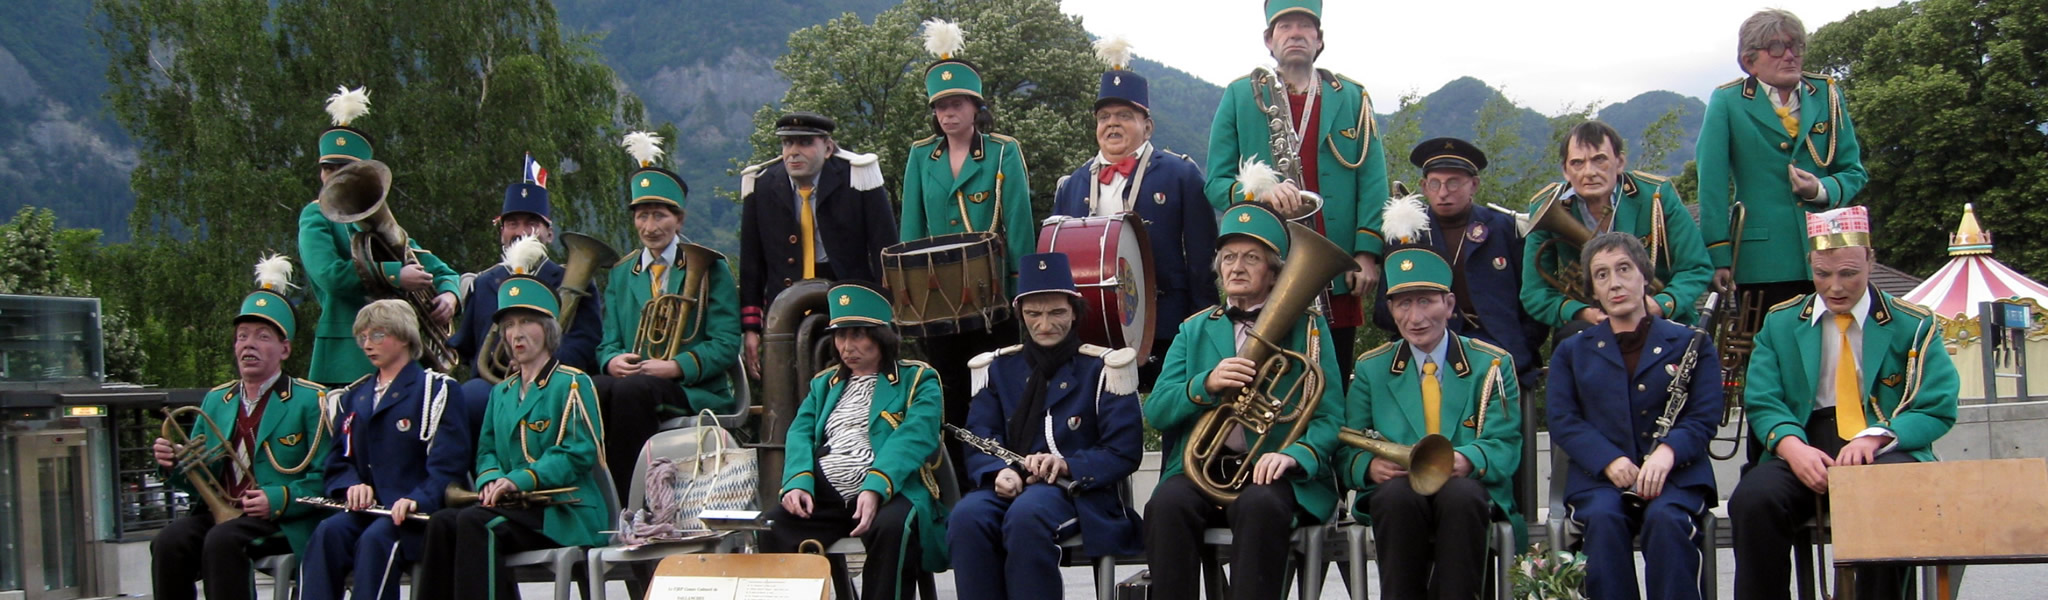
[1098,157,1137,184]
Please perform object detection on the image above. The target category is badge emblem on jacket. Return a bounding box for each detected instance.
[397,418,412,433]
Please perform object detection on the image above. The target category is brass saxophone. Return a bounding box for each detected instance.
[1182,221,1358,505]
[1247,66,1325,224]
[635,244,721,361]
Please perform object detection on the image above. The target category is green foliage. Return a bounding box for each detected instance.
[1378,91,1427,190]
[741,0,1101,219]
[0,207,146,382]
[1510,544,1589,600]
[1809,0,2048,277]
[1635,108,1685,177]
[95,0,653,387]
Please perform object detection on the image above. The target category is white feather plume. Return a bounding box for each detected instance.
[621,131,665,168]
[324,86,371,127]
[253,253,295,291]
[501,235,549,276]
[1237,158,1281,201]
[922,19,965,60]
[1094,36,1134,70]
[1382,194,1432,244]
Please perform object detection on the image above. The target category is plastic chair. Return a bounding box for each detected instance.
[253,553,298,600]
[502,458,623,600]
[1053,479,1138,600]
[1198,503,1341,600]
[585,427,751,600]
[657,350,754,431]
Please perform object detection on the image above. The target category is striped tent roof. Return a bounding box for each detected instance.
[1903,203,2048,320]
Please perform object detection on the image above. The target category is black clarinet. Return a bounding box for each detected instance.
[1626,292,1718,507]
[943,424,1079,494]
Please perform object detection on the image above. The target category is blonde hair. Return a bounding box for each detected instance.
[353,299,424,361]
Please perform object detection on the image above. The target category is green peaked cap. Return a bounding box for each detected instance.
[1265,0,1321,24]
[827,282,893,329]
[237,290,297,340]
[319,128,373,164]
[1384,248,1453,296]
[1219,203,1291,258]
[495,276,560,320]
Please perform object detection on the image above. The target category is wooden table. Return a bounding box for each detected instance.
[1830,458,2048,599]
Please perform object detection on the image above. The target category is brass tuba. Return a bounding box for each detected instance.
[758,278,833,505]
[1529,195,1665,306]
[160,406,259,523]
[1337,428,1456,496]
[1183,221,1358,505]
[476,232,620,384]
[634,244,720,361]
[319,159,457,370]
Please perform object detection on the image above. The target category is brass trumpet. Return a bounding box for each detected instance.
[319,159,458,370]
[1337,428,1456,496]
[1183,221,1358,505]
[444,482,579,509]
[161,406,258,523]
[634,244,720,361]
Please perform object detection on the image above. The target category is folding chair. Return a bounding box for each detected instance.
[253,553,298,600]
[658,351,754,431]
[1198,503,1341,599]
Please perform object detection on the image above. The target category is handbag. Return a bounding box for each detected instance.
[670,409,758,531]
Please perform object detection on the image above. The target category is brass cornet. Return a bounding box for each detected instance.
[634,244,719,361]
[161,406,259,523]
[1337,428,1457,496]
[444,482,579,509]
[1183,221,1358,505]
[1530,195,1666,306]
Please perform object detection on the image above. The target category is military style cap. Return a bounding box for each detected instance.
[827,281,893,330]
[621,132,687,212]
[1384,248,1453,296]
[1094,37,1148,114]
[1015,252,1084,305]
[502,183,550,223]
[1219,203,1291,259]
[1266,0,1321,24]
[1807,206,1872,251]
[921,19,984,104]
[238,254,298,339]
[495,236,559,320]
[774,112,837,137]
[1410,137,1488,175]
[319,86,374,165]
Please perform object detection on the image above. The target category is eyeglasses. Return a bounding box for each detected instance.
[1423,178,1472,193]
[1758,39,1805,59]
[356,331,390,346]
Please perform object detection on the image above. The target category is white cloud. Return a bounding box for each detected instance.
[1061,0,1891,113]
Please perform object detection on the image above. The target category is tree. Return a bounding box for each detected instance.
[1378,91,1428,192]
[1636,108,1685,178]
[741,0,1100,219]
[96,0,655,387]
[0,207,146,383]
[1810,0,2048,277]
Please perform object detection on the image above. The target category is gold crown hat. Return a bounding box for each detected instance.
[1807,206,1872,251]
[237,254,300,339]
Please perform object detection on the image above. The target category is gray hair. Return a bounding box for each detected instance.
[354,299,424,361]
[1579,231,1653,293]
[496,310,564,355]
[1211,242,1286,291]
[1737,9,1807,72]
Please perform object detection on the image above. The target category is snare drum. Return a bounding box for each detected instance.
[1037,214,1158,357]
[882,232,1011,337]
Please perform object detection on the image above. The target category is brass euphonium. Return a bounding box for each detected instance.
[319,159,457,370]
[476,232,620,384]
[634,244,719,361]
[1337,428,1456,496]
[1183,221,1358,505]
[161,406,259,523]
[444,482,579,509]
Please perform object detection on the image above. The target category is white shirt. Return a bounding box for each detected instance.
[242,372,283,415]
[1805,292,1895,450]
[1090,142,1151,216]
[639,236,681,290]
[1414,336,1449,381]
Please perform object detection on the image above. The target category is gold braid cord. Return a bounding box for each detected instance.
[266,387,332,475]
[559,379,606,472]
[1803,80,1843,169]
[1325,79,1375,170]
[1474,358,1503,439]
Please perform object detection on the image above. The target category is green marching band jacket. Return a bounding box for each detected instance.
[780,361,952,573]
[1744,289,1958,464]
[1519,171,1713,328]
[1204,69,1389,295]
[595,245,741,414]
[164,377,333,555]
[1147,306,1346,522]
[1696,73,1867,285]
[1344,336,1524,542]
[478,361,610,547]
[296,201,461,384]
[899,132,1035,282]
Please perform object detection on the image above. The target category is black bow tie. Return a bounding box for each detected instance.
[1225,307,1263,324]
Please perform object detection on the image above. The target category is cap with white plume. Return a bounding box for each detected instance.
[622,131,688,210]
[237,254,300,338]
[318,85,375,163]
[1237,159,1281,203]
[922,19,983,102]
[1381,194,1431,245]
[501,235,549,276]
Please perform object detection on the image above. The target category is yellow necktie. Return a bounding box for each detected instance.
[1775,105,1800,139]
[797,187,817,279]
[650,264,665,297]
[1834,313,1868,440]
[1422,361,1442,435]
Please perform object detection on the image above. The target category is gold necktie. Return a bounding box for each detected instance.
[1422,361,1442,435]
[1775,105,1800,139]
[798,187,817,279]
[650,264,665,297]
[1834,313,1867,440]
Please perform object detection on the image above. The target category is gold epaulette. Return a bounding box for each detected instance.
[909,134,939,148]
[557,365,585,375]
[1803,71,1835,84]
[987,133,1021,144]
[1528,182,1565,208]
[1890,297,1933,319]
[1358,341,1399,362]
[210,380,236,391]
[1192,306,1225,321]
[614,249,640,268]
[1769,294,1809,313]
[1467,338,1512,360]
[810,365,841,382]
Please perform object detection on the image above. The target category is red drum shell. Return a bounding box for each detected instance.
[1035,214,1158,358]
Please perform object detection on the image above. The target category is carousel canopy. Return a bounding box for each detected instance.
[1903,203,2048,320]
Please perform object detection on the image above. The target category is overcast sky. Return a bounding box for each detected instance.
[1058,1,1896,114]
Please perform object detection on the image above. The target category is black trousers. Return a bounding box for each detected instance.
[1138,335,1173,394]
[1731,410,1914,600]
[415,505,559,600]
[1369,476,1492,600]
[761,489,921,600]
[1332,326,1358,382]
[150,510,291,600]
[593,373,688,498]
[1144,474,1300,600]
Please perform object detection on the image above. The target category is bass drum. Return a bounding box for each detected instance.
[1036,214,1158,358]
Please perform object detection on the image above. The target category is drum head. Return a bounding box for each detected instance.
[1035,214,1157,357]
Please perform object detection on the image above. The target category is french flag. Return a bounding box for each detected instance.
[524,153,549,188]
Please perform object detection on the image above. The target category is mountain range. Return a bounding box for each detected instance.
[2,0,1702,252]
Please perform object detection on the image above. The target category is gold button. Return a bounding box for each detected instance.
[949,219,960,226]
[1637,384,1646,391]
[788,235,798,243]
[783,278,793,286]
[1779,142,1790,150]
